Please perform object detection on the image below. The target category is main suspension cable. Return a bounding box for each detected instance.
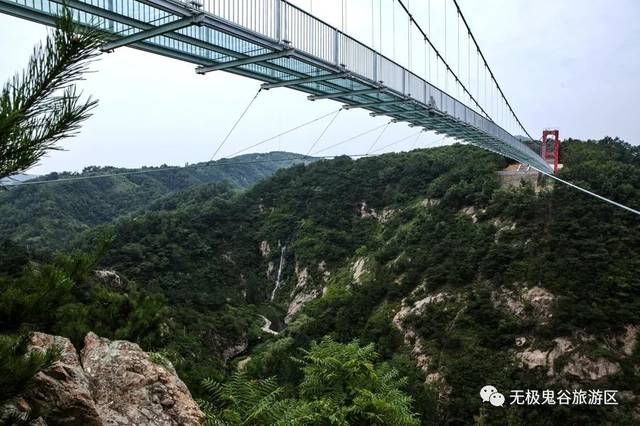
[395,0,492,122]
[450,0,534,140]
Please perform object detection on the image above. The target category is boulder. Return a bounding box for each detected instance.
[81,332,203,426]
[27,332,101,425]
[93,270,125,291]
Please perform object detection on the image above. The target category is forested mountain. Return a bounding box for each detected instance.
[0,152,312,250]
[1,138,639,424]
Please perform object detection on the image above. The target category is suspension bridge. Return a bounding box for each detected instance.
[3,0,640,216]
[0,0,553,172]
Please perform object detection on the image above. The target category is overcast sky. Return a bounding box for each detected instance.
[0,0,638,174]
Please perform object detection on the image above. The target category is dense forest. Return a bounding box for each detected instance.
[0,152,312,250]
[1,138,639,424]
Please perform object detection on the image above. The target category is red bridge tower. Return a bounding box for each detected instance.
[541,129,560,175]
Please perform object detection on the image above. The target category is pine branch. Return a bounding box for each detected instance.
[0,7,102,179]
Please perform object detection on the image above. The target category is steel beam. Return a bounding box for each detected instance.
[137,0,196,17]
[0,0,58,26]
[343,98,414,110]
[369,109,423,118]
[100,15,204,52]
[261,72,351,90]
[308,87,384,101]
[195,49,295,74]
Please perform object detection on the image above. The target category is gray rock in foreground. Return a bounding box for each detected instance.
[3,332,203,426]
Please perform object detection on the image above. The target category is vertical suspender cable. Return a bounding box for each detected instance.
[371,0,375,49]
[392,0,396,59]
[423,36,427,80]
[457,10,460,98]
[408,0,412,71]
[468,31,471,99]
[379,0,383,55]
[427,0,431,80]
[344,0,347,32]
[444,0,447,92]
[451,0,533,140]
[476,48,479,104]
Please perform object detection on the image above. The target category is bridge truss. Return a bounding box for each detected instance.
[0,0,551,171]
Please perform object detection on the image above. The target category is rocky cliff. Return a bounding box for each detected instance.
[1,332,203,425]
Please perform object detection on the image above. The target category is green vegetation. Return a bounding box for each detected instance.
[0,152,312,250]
[200,338,419,425]
[0,10,100,180]
[1,137,639,424]
[0,239,168,349]
[0,335,59,404]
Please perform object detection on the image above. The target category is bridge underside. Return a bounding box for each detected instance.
[0,0,550,171]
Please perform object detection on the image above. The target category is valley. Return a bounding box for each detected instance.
[1,139,638,424]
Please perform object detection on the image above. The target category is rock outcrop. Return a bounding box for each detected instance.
[27,332,101,425]
[93,270,125,291]
[393,291,452,375]
[286,289,319,324]
[82,333,203,425]
[492,285,555,324]
[352,257,367,285]
[5,332,203,426]
[517,336,622,381]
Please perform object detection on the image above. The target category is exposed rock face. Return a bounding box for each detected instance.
[492,218,517,243]
[492,285,555,324]
[221,339,249,363]
[357,201,378,219]
[518,337,621,381]
[563,354,621,381]
[290,263,310,296]
[93,270,125,291]
[318,260,330,282]
[28,332,101,425]
[459,206,479,223]
[421,198,440,208]
[356,201,398,224]
[259,240,271,257]
[518,337,573,376]
[393,291,454,398]
[285,261,328,324]
[286,289,319,324]
[393,292,451,375]
[81,332,203,425]
[8,332,203,426]
[623,325,638,356]
[352,257,367,284]
[379,208,397,223]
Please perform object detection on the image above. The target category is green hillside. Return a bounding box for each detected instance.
[0,152,312,250]
[1,138,639,424]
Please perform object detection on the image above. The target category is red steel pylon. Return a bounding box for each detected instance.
[541,129,560,175]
